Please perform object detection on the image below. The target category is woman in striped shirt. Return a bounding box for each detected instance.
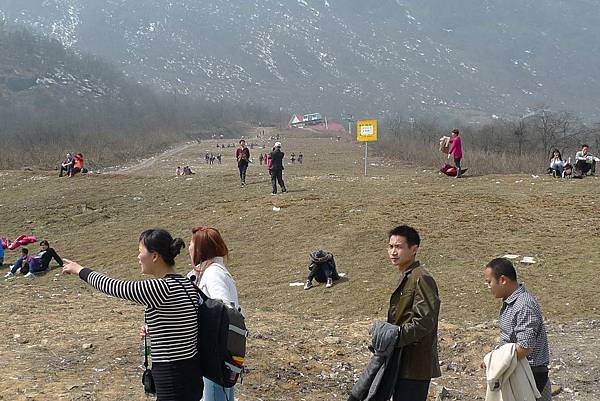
[62,228,203,401]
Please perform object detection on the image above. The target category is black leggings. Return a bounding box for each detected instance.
[151,355,203,401]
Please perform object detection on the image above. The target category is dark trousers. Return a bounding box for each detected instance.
[238,161,248,183]
[454,157,462,175]
[59,165,71,177]
[393,378,430,401]
[152,355,203,401]
[576,159,596,175]
[270,169,286,193]
[307,263,334,283]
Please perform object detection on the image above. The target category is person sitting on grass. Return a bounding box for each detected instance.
[549,149,565,178]
[70,153,85,176]
[59,153,74,177]
[304,250,340,289]
[4,248,34,278]
[4,240,63,278]
[574,144,597,177]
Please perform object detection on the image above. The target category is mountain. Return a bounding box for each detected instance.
[2,0,599,120]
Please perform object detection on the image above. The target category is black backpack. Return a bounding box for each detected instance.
[179,278,248,388]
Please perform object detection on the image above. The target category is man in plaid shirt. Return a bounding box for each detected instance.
[484,257,551,400]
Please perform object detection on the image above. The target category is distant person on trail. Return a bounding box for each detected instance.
[349,226,440,401]
[5,240,63,278]
[62,229,203,401]
[449,129,463,178]
[176,166,183,176]
[549,149,565,178]
[70,153,85,176]
[269,142,287,195]
[482,258,551,401]
[259,153,264,165]
[236,139,250,187]
[298,152,303,164]
[290,153,296,164]
[183,166,194,175]
[574,144,597,177]
[0,239,4,267]
[59,153,74,177]
[186,226,239,401]
[217,154,222,164]
[205,153,210,164]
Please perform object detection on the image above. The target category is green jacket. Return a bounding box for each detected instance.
[387,261,441,380]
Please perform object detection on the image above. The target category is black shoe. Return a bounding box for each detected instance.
[282,188,287,193]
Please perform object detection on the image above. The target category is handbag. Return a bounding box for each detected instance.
[141,322,156,394]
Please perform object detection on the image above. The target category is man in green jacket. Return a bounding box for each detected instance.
[387,225,441,400]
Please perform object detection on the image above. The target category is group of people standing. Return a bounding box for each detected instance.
[236,139,287,194]
[59,152,85,177]
[62,227,239,401]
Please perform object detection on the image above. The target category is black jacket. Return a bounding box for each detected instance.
[36,247,63,270]
[269,149,285,170]
[348,321,402,401]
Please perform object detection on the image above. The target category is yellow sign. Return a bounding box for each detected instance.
[357,120,378,142]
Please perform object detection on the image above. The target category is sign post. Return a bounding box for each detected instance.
[356,120,378,176]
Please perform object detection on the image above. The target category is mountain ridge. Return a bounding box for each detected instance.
[2,0,599,120]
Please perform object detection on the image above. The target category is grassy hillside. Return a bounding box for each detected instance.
[0,128,598,400]
[0,25,274,169]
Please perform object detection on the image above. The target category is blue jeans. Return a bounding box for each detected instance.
[203,377,234,401]
[10,257,24,274]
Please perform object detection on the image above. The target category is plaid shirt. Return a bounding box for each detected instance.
[499,285,550,367]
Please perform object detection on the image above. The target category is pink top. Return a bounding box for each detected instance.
[450,137,463,158]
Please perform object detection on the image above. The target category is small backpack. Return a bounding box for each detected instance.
[178,277,248,388]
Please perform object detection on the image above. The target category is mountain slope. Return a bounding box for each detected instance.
[2,0,599,119]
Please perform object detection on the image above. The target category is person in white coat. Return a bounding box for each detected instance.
[484,343,540,401]
[187,226,239,401]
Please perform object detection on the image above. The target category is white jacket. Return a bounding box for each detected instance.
[484,343,541,401]
[187,257,239,308]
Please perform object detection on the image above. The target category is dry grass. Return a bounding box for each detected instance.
[1,128,599,400]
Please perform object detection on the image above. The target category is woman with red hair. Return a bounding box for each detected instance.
[186,226,239,401]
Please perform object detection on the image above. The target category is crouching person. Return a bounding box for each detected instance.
[304,250,340,289]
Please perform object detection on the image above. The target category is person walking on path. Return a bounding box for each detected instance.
[236,139,250,187]
[483,258,552,400]
[269,142,287,195]
[449,129,463,177]
[386,225,441,400]
[62,229,203,401]
[259,153,264,165]
[186,226,240,401]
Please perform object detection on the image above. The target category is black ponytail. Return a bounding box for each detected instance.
[139,228,185,266]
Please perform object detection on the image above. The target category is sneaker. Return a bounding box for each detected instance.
[326,278,333,288]
[24,272,35,279]
[271,192,277,195]
[281,188,287,193]
[303,280,313,290]
[4,271,14,278]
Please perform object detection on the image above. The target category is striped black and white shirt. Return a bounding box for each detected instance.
[499,284,550,367]
[79,268,199,363]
